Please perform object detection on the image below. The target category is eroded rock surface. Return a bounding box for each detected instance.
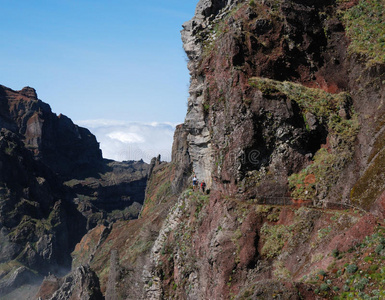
[36,266,104,300]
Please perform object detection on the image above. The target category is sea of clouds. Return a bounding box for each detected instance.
[76,120,177,163]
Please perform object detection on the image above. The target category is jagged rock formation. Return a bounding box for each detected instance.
[0,86,149,297]
[0,266,38,296]
[36,266,104,300]
[0,85,102,178]
[105,249,119,300]
[158,0,384,297]
[171,124,191,193]
[178,0,362,202]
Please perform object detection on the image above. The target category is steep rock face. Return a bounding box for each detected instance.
[0,128,87,296]
[0,85,149,228]
[171,124,192,193]
[149,0,385,298]
[0,85,102,178]
[36,265,104,300]
[178,0,361,201]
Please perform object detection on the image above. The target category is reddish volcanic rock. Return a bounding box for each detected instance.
[328,214,378,253]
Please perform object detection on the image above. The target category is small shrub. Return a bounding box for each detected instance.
[320,283,330,291]
[318,270,327,276]
[346,264,358,274]
[332,249,340,258]
[354,278,369,291]
[375,244,384,254]
[260,223,291,259]
[358,292,367,299]
[369,264,379,272]
[267,211,280,222]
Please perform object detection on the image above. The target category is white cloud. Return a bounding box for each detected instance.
[107,131,145,143]
[76,119,179,163]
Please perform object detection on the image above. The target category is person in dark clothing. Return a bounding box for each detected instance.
[201,180,206,193]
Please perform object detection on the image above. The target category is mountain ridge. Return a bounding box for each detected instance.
[0,85,149,298]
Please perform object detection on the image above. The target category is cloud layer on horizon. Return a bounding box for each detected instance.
[76,120,177,163]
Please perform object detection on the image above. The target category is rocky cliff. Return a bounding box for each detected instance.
[0,85,102,178]
[0,86,149,298]
[179,0,362,202]
[36,0,385,299]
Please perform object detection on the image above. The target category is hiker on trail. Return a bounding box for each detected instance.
[192,175,198,191]
[201,180,206,193]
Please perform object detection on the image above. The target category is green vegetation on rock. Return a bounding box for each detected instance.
[249,77,359,202]
[342,0,385,65]
[260,223,292,259]
[307,227,385,299]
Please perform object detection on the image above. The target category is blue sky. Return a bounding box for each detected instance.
[0,0,196,123]
[0,0,198,161]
